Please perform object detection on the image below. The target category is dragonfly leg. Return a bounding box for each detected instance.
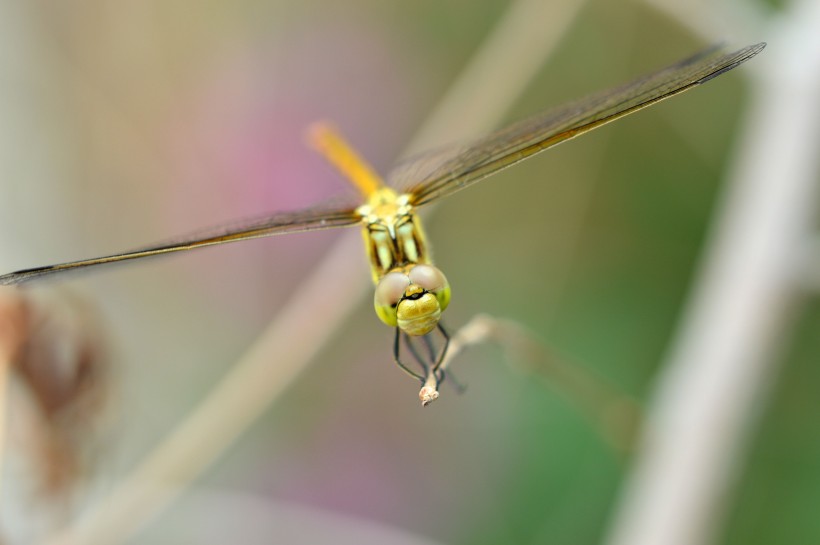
[432,322,450,372]
[439,366,468,394]
[393,328,425,383]
[429,322,468,393]
[419,334,443,390]
[405,333,432,382]
[421,333,437,363]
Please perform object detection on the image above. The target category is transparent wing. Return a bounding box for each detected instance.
[388,43,765,206]
[0,202,361,285]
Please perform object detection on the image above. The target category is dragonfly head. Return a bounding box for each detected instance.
[374,264,450,336]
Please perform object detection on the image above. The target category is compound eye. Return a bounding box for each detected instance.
[408,264,450,313]
[374,271,410,326]
[408,264,448,293]
[375,271,410,307]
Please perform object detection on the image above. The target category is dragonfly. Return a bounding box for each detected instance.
[0,43,765,394]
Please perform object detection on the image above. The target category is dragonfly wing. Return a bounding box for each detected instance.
[0,202,361,285]
[387,43,765,206]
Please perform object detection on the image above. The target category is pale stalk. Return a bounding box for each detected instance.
[605,1,820,544]
[799,236,820,293]
[44,1,589,543]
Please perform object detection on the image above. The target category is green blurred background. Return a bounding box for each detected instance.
[0,1,816,544]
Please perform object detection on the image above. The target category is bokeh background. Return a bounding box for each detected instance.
[0,1,816,544]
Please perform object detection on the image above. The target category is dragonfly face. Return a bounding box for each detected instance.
[0,43,766,386]
[374,264,451,336]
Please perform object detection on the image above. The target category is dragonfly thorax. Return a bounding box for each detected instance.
[356,188,430,282]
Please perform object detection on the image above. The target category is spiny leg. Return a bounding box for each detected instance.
[393,327,425,382]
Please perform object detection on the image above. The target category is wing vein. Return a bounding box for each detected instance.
[388,43,765,205]
[0,205,361,285]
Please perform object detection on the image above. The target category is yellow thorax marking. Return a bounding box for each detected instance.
[308,123,430,283]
